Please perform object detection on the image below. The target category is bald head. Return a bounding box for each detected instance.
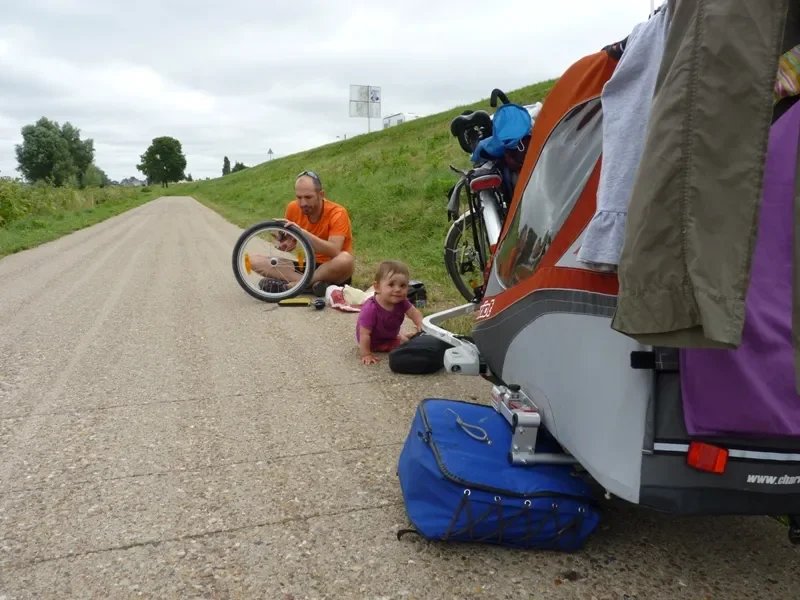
[296,174,322,193]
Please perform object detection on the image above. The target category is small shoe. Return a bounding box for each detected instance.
[311,281,330,298]
[258,278,289,293]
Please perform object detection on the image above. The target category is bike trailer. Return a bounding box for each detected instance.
[396,398,601,551]
[418,16,800,544]
[462,28,800,528]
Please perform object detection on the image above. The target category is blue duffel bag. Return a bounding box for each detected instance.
[396,398,601,552]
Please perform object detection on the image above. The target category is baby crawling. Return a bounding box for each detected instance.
[356,260,424,365]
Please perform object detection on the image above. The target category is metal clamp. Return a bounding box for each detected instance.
[492,385,540,465]
[490,384,578,467]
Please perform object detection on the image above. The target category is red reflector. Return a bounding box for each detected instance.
[687,441,728,474]
[469,175,502,192]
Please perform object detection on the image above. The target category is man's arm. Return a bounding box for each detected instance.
[278,221,344,258]
[305,233,345,258]
[277,203,298,251]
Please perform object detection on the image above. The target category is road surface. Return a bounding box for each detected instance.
[0,196,796,599]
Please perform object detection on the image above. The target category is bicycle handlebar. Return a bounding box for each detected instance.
[490,88,510,108]
[449,164,469,177]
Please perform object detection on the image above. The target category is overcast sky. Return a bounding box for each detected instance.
[0,0,652,182]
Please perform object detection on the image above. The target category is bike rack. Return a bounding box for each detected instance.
[422,302,579,467]
[421,303,484,376]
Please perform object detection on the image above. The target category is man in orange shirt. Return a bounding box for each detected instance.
[251,170,355,296]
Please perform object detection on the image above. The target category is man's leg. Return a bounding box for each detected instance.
[251,251,354,295]
[311,251,355,285]
[249,254,303,283]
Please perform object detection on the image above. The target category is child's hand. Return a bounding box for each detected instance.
[361,354,380,365]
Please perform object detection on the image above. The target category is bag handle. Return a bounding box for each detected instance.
[444,408,491,444]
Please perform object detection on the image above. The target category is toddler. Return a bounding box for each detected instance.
[357,260,424,365]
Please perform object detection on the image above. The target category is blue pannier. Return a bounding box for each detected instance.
[396,398,601,552]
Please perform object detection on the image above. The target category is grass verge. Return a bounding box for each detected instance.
[0,187,162,258]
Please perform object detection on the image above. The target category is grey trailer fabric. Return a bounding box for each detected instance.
[611,0,790,349]
[577,3,671,270]
[473,289,652,505]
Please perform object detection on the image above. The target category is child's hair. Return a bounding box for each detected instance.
[375,260,409,283]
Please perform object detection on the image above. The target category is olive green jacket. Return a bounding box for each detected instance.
[612,0,795,353]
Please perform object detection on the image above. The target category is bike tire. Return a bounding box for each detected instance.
[231,220,316,303]
[444,211,488,303]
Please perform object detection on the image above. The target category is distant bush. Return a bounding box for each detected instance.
[0,178,144,227]
[141,186,152,192]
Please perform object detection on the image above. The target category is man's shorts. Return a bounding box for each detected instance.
[292,260,352,287]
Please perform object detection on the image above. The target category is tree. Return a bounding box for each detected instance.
[136,136,187,188]
[82,163,110,188]
[60,122,94,178]
[185,173,193,182]
[222,156,231,176]
[14,117,95,187]
[231,161,247,173]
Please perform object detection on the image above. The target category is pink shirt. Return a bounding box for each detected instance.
[356,296,412,349]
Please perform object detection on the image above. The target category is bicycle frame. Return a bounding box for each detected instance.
[445,162,507,299]
[442,89,536,303]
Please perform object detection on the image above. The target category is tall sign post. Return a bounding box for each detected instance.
[349,85,381,133]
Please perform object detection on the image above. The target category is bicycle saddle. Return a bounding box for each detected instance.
[450,110,493,155]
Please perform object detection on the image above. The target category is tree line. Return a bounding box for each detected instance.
[11,117,260,189]
[222,156,248,176]
[14,117,110,188]
[10,117,191,189]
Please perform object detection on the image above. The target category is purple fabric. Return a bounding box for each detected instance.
[356,296,413,349]
[679,102,800,437]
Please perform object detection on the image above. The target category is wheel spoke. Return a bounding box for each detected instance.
[232,222,316,303]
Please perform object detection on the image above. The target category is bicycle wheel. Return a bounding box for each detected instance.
[444,211,490,302]
[232,220,316,303]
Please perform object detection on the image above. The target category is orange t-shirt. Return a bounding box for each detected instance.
[285,198,353,264]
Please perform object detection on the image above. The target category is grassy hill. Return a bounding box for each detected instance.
[164,79,557,309]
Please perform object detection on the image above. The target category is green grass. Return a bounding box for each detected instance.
[0,185,163,257]
[162,79,557,310]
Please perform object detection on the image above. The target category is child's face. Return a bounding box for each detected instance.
[376,272,409,304]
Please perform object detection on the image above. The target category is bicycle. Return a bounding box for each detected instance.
[231,220,316,302]
[442,89,540,303]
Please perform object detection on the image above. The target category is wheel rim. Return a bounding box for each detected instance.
[234,224,315,302]
[449,217,488,298]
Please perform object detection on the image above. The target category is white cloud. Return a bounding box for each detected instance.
[0,0,653,181]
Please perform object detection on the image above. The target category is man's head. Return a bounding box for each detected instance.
[295,170,325,218]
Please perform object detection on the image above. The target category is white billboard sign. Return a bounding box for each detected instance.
[349,85,381,121]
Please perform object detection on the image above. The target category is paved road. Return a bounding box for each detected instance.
[0,196,796,599]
